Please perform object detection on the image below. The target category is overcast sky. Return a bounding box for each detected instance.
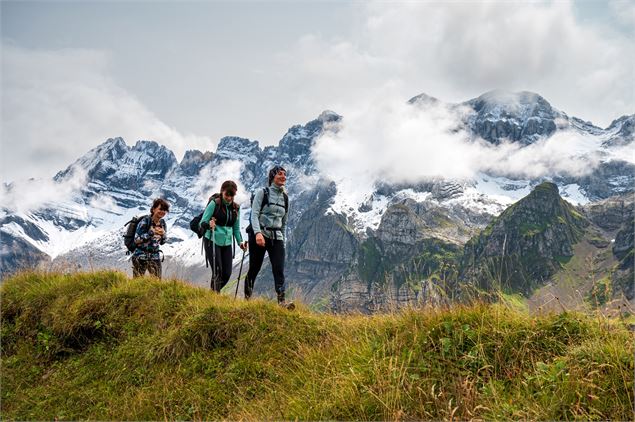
[1,0,633,183]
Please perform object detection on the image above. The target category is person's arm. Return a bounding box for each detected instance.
[233,206,243,244]
[250,189,264,235]
[135,217,152,244]
[200,200,216,231]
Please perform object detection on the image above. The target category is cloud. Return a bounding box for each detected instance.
[280,1,633,127]
[190,160,249,206]
[609,0,635,27]
[312,95,603,195]
[1,44,212,183]
[0,166,88,215]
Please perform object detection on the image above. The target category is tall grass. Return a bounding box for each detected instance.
[1,270,633,420]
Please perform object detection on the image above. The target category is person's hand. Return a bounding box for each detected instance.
[239,241,248,251]
[154,227,165,237]
[255,233,265,247]
[209,218,216,230]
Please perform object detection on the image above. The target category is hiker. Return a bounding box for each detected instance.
[245,165,291,307]
[200,180,247,292]
[132,198,169,278]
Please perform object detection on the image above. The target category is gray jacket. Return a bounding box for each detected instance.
[250,184,289,241]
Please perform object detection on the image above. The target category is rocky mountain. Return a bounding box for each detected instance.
[1,90,633,313]
[460,182,588,293]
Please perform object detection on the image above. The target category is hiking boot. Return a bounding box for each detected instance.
[277,292,286,306]
[244,278,254,300]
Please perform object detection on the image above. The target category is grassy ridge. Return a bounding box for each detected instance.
[1,271,633,420]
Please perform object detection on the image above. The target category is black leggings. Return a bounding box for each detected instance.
[245,233,285,298]
[204,239,233,292]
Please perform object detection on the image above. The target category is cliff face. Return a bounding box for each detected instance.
[461,182,588,293]
[329,198,464,313]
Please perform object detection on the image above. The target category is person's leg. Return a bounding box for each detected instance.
[216,245,233,291]
[245,232,266,298]
[266,238,286,302]
[132,257,147,278]
[148,259,162,279]
[204,238,221,291]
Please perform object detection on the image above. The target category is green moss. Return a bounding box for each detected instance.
[519,221,549,236]
[554,255,572,265]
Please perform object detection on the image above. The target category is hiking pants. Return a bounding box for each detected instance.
[245,233,285,298]
[204,239,233,292]
[132,257,162,279]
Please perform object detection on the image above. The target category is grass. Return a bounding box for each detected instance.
[2,270,633,420]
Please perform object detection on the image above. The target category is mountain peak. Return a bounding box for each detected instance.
[407,92,441,106]
[467,90,554,114]
[103,136,126,148]
[463,90,562,145]
[317,110,342,123]
[216,137,261,162]
[179,150,214,176]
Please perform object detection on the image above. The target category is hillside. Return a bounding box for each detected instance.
[2,271,633,420]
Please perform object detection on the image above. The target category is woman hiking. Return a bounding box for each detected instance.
[200,180,247,292]
[245,165,293,308]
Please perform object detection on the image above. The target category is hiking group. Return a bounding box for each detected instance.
[126,166,293,309]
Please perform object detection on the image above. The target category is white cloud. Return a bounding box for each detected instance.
[191,160,249,206]
[1,44,212,183]
[281,1,633,127]
[312,96,603,194]
[609,0,635,27]
[0,166,87,215]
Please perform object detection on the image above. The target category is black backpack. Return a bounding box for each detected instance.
[123,215,147,253]
[189,194,240,238]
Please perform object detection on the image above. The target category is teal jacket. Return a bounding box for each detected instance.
[200,199,243,246]
[250,184,289,241]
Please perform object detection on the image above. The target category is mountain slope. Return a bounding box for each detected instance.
[461,182,588,293]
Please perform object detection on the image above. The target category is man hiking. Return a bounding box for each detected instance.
[200,180,247,292]
[245,165,293,308]
[132,198,169,278]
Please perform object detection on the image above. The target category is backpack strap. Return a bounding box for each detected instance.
[259,187,270,214]
[259,187,288,214]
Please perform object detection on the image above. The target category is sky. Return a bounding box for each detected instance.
[1,0,633,183]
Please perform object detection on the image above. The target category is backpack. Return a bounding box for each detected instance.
[246,187,289,234]
[189,193,239,238]
[123,215,147,253]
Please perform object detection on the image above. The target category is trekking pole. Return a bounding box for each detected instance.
[234,248,246,299]
[210,225,216,290]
